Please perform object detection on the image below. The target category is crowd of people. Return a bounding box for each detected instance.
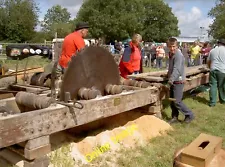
[142,40,213,69]
[58,22,225,125]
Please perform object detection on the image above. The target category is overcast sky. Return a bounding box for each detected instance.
[36,0,216,37]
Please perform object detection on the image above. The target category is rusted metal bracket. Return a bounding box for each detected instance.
[56,100,84,109]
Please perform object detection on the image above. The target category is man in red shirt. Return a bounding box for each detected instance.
[58,22,89,72]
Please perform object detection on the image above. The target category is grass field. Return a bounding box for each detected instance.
[110,92,225,167]
[0,57,50,70]
[0,58,161,72]
[62,89,224,167]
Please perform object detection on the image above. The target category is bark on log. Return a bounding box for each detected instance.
[0,77,15,88]
[128,65,209,82]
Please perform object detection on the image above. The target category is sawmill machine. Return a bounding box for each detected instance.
[0,45,210,167]
[0,46,158,152]
[10,45,157,104]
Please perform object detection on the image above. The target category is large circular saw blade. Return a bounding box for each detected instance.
[60,46,121,101]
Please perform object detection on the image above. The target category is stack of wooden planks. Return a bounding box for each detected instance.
[128,65,209,83]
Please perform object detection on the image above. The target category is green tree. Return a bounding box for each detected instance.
[41,5,72,38]
[142,0,180,42]
[208,0,225,39]
[29,31,48,43]
[0,0,39,42]
[0,1,7,41]
[76,0,180,42]
[48,22,74,38]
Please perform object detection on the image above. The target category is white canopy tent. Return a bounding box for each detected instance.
[174,36,212,43]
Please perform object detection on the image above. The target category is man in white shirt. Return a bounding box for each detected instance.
[207,39,225,107]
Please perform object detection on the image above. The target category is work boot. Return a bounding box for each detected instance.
[168,117,179,124]
[209,104,215,107]
[184,115,194,123]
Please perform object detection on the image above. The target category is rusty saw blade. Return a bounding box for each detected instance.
[60,46,121,101]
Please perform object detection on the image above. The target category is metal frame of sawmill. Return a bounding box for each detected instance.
[0,40,210,167]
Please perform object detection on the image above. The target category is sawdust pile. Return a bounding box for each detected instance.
[49,110,172,165]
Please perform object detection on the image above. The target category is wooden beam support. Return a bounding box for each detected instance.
[24,136,51,160]
[0,93,14,100]
[25,136,50,150]
[0,148,25,167]
[0,97,21,114]
[24,145,51,160]
[24,156,50,167]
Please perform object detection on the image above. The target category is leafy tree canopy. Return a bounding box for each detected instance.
[41,5,72,39]
[0,0,39,42]
[76,0,180,42]
[208,0,225,39]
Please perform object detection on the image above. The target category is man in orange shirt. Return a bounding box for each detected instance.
[58,22,89,73]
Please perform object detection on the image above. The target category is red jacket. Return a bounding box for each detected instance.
[119,42,142,79]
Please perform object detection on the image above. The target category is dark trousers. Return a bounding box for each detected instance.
[209,70,225,106]
[202,56,208,64]
[170,84,193,118]
[186,56,192,67]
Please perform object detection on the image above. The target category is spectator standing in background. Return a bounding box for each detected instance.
[156,44,165,69]
[201,42,211,64]
[144,43,151,67]
[207,39,225,107]
[119,34,142,79]
[181,43,190,67]
[115,41,123,54]
[150,44,157,67]
[84,39,90,47]
[189,41,201,66]
[164,43,170,68]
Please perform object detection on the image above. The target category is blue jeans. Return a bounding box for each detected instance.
[186,57,192,67]
[156,57,163,69]
[190,56,202,66]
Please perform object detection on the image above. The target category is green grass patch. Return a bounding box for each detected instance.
[0,57,50,70]
[49,144,77,167]
[115,92,225,167]
[143,67,166,73]
[75,91,225,167]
